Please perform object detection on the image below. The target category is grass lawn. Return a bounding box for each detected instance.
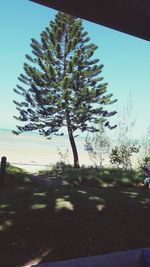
[0,167,150,267]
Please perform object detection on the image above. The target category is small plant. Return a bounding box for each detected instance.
[57,148,70,165]
[38,161,72,176]
[110,142,140,170]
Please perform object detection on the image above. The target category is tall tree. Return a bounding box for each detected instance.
[85,123,110,167]
[13,12,117,168]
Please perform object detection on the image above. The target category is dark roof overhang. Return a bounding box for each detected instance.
[30,0,150,41]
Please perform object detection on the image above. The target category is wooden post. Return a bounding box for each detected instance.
[0,156,7,188]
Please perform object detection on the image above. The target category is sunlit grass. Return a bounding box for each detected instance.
[141,198,150,205]
[89,196,102,201]
[55,198,74,211]
[31,204,47,210]
[77,190,87,194]
[122,191,139,198]
[96,204,105,211]
[0,204,10,209]
[33,192,46,197]
[0,219,13,231]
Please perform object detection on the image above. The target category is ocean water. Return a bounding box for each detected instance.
[0,128,89,172]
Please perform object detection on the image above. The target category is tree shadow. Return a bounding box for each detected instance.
[0,177,150,267]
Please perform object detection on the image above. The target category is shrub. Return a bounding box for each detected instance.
[110,143,140,170]
[39,162,141,188]
[6,165,31,186]
[62,166,103,187]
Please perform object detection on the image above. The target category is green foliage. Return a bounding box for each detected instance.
[137,156,150,174]
[110,143,140,170]
[6,164,26,174]
[13,11,117,167]
[38,163,141,188]
[38,161,72,176]
[6,165,31,186]
[143,157,150,164]
[62,166,102,187]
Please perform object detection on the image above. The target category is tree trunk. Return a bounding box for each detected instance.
[66,111,80,168]
[68,127,80,168]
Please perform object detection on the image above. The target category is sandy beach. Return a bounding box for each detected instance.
[0,129,92,173]
[0,129,141,173]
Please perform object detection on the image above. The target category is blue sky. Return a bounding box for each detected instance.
[0,0,149,139]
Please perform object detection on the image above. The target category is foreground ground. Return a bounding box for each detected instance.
[0,170,150,267]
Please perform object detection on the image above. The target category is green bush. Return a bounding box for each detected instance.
[62,166,102,187]
[39,162,142,188]
[6,165,31,186]
[38,161,72,176]
[110,143,140,170]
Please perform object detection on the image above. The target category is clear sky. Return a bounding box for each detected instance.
[0,0,149,139]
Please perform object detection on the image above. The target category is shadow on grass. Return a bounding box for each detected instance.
[0,171,150,267]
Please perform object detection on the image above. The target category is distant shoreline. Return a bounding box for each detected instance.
[0,128,146,173]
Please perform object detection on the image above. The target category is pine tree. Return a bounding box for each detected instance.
[13,12,117,168]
